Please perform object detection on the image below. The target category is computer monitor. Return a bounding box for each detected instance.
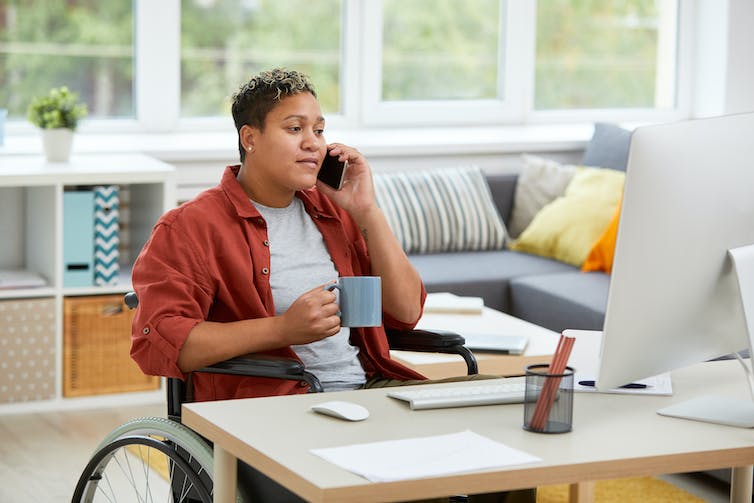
[595,112,754,427]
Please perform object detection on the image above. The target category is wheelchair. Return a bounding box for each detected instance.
[72,292,478,503]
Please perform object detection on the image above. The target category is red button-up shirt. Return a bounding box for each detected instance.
[130,165,426,401]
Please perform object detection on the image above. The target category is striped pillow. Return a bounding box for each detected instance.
[374,166,507,254]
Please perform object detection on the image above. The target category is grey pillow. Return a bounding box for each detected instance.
[582,123,633,171]
[507,155,577,239]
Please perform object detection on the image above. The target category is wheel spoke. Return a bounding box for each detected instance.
[94,476,117,503]
[142,445,154,503]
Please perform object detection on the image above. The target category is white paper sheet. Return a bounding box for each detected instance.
[310,430,540,482]
[574,372,673,395]
[560,330,674,396]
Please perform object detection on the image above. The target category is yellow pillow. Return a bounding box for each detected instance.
[582,197,621,274]
[510,167,625,267]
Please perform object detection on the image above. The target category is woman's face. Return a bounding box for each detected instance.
[243,92,328,200]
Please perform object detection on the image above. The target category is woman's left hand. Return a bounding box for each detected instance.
[316,143,378,219]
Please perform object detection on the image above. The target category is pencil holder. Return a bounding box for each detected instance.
[523,364,574,433]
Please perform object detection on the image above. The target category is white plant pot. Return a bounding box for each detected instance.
[41,128,74,163]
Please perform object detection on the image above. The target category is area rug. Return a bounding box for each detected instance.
[537,477,705,503]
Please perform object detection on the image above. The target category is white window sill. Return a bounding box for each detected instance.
[0,123,595,163]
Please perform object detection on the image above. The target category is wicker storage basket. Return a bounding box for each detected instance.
[64,294,159,397]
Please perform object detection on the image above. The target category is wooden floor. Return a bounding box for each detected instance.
[0,402,733,503]
[0,402,163,503]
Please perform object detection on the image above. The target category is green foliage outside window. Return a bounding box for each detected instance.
[381,0,500,101]
[0,1,133,119]
[535,0,667,109]
[180,0,342,117]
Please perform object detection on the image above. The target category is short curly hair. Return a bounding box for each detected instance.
[231,68,318,162]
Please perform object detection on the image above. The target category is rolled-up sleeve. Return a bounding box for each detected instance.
[130,219,213,379]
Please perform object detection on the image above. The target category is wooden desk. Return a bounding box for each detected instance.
[183,359,754,503]
[391,304,561,379]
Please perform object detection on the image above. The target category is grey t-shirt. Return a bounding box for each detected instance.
[252,197,367,391]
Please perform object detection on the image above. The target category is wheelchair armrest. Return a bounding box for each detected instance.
[198,355,324,392]
[386,328,478,375]
[168,356,323,421]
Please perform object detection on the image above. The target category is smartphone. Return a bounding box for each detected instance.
[317,154,348,190]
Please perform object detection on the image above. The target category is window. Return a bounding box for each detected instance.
[380,0,501,102]
[363,0,682,125]
[0,0,134,120]
[360,0,521,126]
[180,0,342,117]
[535,0,678,111]
[1,0,688,133]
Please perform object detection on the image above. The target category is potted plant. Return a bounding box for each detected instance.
[27,86,88,162]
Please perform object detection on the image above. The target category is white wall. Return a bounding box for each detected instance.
[692,0,754,117]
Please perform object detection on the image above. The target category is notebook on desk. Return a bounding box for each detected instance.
[461,332,529,355]
[423,293,484,314]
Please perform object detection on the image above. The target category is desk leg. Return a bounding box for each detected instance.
[568,481,595,503]
[213,445,237,503]
[730,465,753,503]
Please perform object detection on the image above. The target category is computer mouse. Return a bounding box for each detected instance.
[310,400,369,421]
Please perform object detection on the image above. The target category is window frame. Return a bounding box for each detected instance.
[527,0,693,125]
[5,0,693,135]
[358,0,529,127]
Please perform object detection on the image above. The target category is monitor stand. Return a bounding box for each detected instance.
[656,244,754,428]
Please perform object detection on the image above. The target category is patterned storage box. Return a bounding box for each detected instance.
[0,298,56,403]
[63,295,159,397]
[94,185,119,286]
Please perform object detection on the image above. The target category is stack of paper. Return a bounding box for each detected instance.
[423,293,484,314]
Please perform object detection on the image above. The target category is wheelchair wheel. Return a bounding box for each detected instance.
[72,416,228,503]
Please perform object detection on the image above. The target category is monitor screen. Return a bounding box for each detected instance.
[596,112,754,396]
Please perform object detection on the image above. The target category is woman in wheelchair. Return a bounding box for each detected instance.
[74,69,534,503]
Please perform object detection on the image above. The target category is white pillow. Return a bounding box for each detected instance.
[508,155,577,239]
[374,166,507,254]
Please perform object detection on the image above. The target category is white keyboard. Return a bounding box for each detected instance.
[387,379,527,410]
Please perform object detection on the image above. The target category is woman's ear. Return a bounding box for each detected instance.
[240,124,255,153]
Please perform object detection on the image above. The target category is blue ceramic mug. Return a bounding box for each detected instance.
[326,276,382,327]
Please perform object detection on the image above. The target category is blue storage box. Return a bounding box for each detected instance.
[63,190,95,287]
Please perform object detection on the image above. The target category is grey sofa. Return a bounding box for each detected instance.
[408,173,610,333]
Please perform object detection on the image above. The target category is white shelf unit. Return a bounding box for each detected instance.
[0,154,176,414]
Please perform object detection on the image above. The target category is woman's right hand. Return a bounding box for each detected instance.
[280,283,341,345]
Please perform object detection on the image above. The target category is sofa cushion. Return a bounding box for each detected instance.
[509,167,625,267]
[484,173,518,224]
[409,250,575,312]
[507,155,577,238]
[509,271,610,332]
[582,197,621,274]
[374,166,507,254]
[582,123,633,171]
